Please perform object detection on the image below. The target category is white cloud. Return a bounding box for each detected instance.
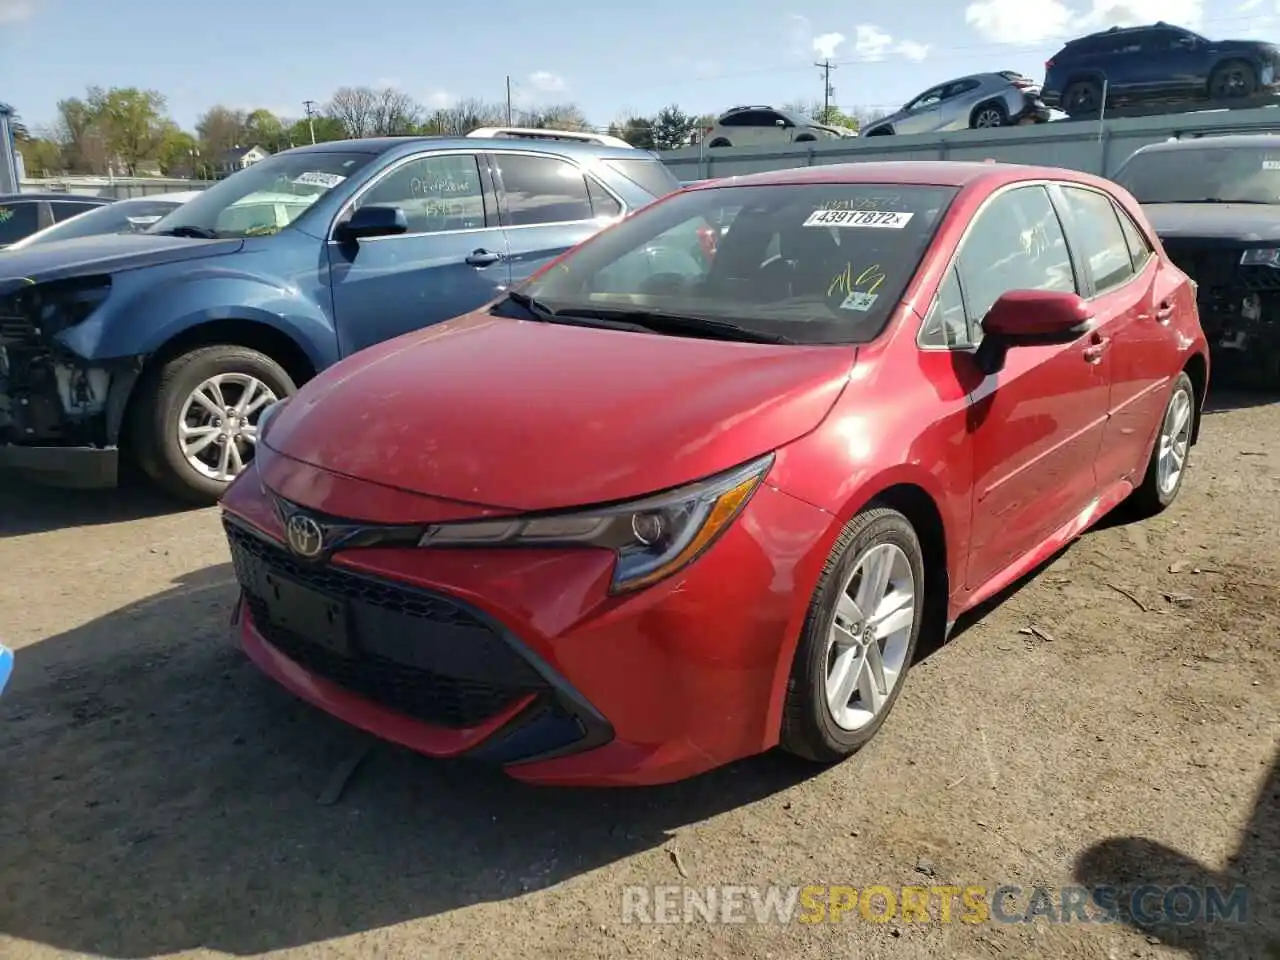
[965,0,1203,44]
[895,40,931,61]
[0,0,32,24]
[1238,0,1264,9]
[812,31,845,59]
[374,77,401,90]
[527,71,567,94]
[789,14,815,57]
[853,24,894,61]
[424,90,457,110]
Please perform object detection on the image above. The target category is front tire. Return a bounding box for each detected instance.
[780,507,926,763]
[131,344,297,505]
[1129,371,1196,518]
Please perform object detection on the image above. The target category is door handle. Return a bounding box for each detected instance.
[1083,334,1109,364]
[465,249,503,267]
[1155,300,1174,322]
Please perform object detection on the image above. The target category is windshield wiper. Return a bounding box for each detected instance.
[505,290,558,320]
[153,225,218,239]
[554,306,795,344]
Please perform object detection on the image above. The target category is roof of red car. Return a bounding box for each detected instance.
[685,161,1102,191]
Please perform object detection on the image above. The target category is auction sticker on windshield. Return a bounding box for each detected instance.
[804,209,914,229]
[294,172,346,188]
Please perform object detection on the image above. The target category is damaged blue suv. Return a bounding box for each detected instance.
[0,134,679,503]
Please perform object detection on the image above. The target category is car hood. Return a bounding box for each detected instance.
[1142,203,1280,243]
[264,311,855,512]
[0,232,244,284]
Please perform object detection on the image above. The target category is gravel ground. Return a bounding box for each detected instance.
[0,388,1276,960]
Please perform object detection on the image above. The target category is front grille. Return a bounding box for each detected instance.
[0,314,37,347]
[225,520,547,728]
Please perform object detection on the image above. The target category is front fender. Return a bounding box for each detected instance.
[57,265,339,371]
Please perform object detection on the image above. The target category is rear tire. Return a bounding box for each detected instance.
[970,101,1008,128]
[708,138,731,148]
[780,507,926,764]
[131,344,297,506]
[1128,372,1196,518]
[1209,60,1258,99]
[1063,79,1103,114]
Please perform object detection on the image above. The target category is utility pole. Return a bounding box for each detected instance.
[815,59,837,122]
[505,76,513,125]
[303,99,318,144]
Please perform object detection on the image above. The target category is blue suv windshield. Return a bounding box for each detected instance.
[147,151,375,239]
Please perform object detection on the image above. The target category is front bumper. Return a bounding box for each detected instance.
[0,443,118,488]
[220,455,836,787]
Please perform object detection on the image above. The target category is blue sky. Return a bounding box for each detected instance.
[1,0,1273,132]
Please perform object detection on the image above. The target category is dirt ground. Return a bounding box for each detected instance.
[0,388,1277,960]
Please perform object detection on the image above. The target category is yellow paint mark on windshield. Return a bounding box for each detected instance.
[828,262,886,298]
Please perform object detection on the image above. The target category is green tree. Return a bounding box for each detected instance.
[52,96,109,174]
[196,105,248,159]
[157,126,199,176]
[16,138,62,177]
[608,116,655,150]
[87,86,170,174]
[650,104,695,150]
[244,109,285,151]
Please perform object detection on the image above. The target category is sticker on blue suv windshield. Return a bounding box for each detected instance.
[839,291,879,311]
[804,209,913,228]
[293,172,347,188]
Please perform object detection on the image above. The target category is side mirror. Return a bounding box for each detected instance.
[974,289,1093,374]
[336,204,408,243]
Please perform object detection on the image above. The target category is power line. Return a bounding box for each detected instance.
[302,99,318,144]
[815,59,836,118]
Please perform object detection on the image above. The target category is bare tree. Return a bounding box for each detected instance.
[326,87,379,138]
[515,102,591,132]
[196,105,248,157]
[425,98,504,136]
[369,87,422,136]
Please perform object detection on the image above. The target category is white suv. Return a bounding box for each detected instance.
[699,106,853,149]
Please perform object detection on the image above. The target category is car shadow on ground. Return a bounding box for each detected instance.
[0,563,837,958]
[1073,749,1279,958]
[0,471,191,538]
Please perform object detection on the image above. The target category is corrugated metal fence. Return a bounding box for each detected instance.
[658,104,1280,180]
[19,177,215,198]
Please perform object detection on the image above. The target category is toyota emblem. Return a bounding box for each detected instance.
[285,513,325,559]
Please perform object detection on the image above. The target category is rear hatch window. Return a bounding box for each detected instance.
[602,157,681,199]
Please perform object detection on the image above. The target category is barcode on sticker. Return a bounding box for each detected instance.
[839,291,879,311]
[804,209,913,229]
[1264,160,1280,170]
[294,171,346,188]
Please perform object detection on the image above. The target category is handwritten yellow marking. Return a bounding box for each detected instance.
[829,262,887,298]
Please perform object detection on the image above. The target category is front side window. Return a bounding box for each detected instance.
[1114,204,1154,272]
[955,185,1077,341]
[1055,186,1135,293]
[1113,145,1280,204]
[356,153,487,234]
[0,202,40,244]
[495,154,594,226]
[919,264,969,348]
[147,150,374,239]
[908,87,945,110]
[518,182,959,345]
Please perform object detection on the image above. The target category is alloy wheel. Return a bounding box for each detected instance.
[975,108,1003,127]
[177,372,278,482]
[824,542,916,731]
[1157,385,1194,497]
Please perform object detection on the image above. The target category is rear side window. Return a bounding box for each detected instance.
[0,201,40,244]
[1056,186,1135,293]
[51,200,103,222]
[1114,205,1154,272]
[494,154,593,226]
[585,177,623,217]
[602,157,680,199]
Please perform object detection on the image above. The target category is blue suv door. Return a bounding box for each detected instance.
[327,150,512,356]
[484,150,625,285]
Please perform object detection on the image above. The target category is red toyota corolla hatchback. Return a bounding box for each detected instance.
[220,161,1209,787]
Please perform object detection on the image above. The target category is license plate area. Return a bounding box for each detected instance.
[260,571,353,658]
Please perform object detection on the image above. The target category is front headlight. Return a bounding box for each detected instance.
[18,276,113,334]
[256,397,290,441]
[1241,248,1280,267]
[418,454,773,593]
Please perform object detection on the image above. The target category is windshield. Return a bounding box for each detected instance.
[1114,145,1280,204]
[517,182,958,344]
[11,198,186,248]
[146,151,374,239]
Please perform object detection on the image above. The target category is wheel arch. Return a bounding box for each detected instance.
[1183,350,1209,445]
[969,98,1009,125]
[116,317,319,449]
